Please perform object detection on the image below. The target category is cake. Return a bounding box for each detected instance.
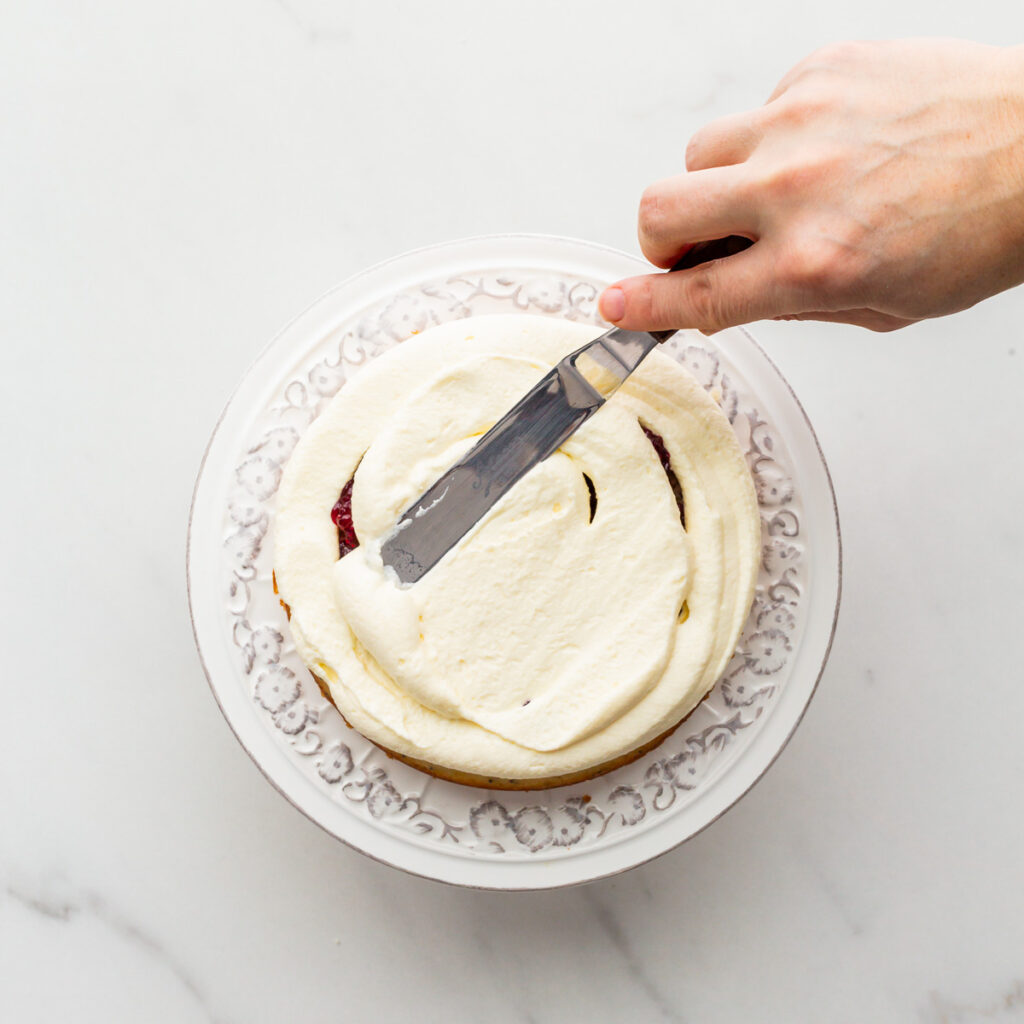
[273,314,760,789]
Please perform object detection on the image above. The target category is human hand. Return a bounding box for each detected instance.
[599,39,1024,333]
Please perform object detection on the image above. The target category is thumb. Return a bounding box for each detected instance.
[599,244,793,333]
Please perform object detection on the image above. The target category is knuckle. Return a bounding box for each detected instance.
[812,39,864,66]
[682,263,723,328]
[687,116,760,171]
[637,232,670,268]
[727,170,759,211]
[751,159,801,201]
[769,53,824,98]
[638,185,671,242]
[778,238,837,293]
[685,130,709,171]
[768,46,861,112]
[754,148,839,202]
[779,228,872,302]
[767,88,835,128]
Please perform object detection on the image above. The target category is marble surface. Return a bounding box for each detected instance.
[3,2,1023,1021]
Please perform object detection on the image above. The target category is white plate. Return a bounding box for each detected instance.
[187,234,841,890]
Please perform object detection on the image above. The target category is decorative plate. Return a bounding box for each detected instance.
[187,235,841,890]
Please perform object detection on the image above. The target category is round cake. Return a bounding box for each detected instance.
[273,314,760,789]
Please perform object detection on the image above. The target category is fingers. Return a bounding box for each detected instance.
[685,111,762,171]
[600,242,797,334]
[638,167,757,268]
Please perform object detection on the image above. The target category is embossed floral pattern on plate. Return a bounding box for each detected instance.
[221,267,806,860]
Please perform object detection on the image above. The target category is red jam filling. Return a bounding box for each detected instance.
[331,478,359,557]
[641,425,686,529]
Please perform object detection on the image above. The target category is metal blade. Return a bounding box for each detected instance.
[379,326,659,584]
[376,235,754,584]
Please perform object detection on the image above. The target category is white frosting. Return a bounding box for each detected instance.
[274,315,759,780]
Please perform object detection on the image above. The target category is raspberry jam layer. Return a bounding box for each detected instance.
[330,478,359,557]
[641,424,686,528]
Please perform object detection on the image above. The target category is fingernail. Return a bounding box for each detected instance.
[600,287,625,323]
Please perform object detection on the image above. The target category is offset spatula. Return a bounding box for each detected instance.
[380,235,753,584]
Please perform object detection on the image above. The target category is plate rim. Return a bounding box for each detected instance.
[186,232,842,890]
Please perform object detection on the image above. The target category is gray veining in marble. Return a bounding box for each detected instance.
[4,875,229,1023]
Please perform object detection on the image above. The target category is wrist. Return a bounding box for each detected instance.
[999,46,1024,205]
[993,46,1024,269]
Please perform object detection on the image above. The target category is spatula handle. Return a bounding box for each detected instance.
[648,235,753,343]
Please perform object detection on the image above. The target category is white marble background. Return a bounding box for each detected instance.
[3,2,1024,1021]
